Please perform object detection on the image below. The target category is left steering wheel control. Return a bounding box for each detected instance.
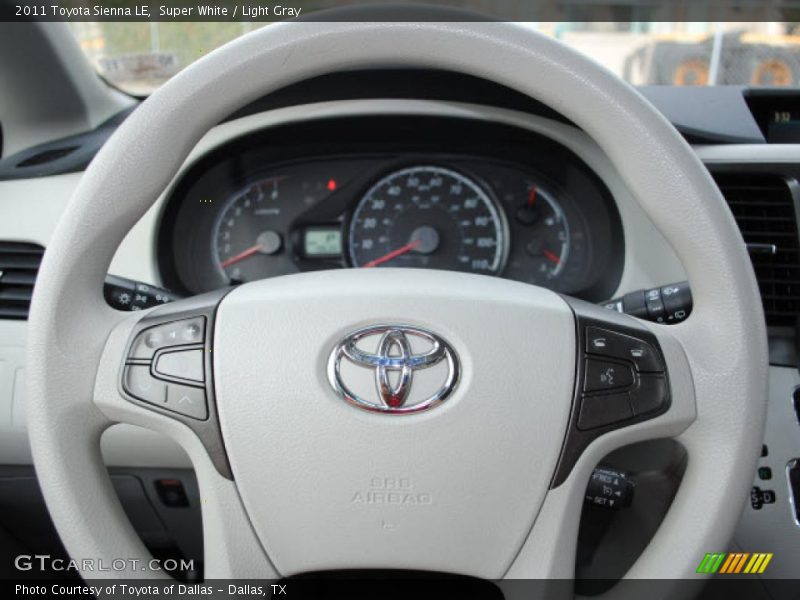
[118,288,234,478]
[123,316,208,419]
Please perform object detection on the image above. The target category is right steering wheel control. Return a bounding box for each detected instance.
[552,297,672,488]
[581,326,668,429]
[578,318,669,431]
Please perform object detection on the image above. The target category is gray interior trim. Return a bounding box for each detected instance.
[639,85,765,144]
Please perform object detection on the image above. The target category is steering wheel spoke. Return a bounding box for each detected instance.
[548,297,697,488]
[93,290,277,578]
[94,289,234,478]
[505,298,697,584]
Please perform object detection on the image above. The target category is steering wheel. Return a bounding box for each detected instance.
[27,21,767,593]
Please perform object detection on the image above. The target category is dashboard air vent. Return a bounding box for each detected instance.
[713,173,800,328]
[0,242,44,319]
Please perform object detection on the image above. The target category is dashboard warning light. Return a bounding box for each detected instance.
[327,179,338,191]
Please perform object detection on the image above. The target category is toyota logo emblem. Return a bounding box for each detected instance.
[328,325,459,414]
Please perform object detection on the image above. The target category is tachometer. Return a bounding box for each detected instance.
[212,176,287,284]
[348,166,507,274]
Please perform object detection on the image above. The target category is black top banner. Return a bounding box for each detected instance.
[3,0,800,22]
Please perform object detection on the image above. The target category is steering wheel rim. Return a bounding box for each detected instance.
[27,21,767,589]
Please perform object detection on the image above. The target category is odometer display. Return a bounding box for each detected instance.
[348,166,507,274]
[304,227,343,257]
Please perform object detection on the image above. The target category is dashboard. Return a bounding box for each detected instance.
[158,116,623,301]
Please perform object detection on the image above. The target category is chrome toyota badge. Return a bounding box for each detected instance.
[328,325,459,414]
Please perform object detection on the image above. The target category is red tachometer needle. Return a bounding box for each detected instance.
[362,240,421,268]
[220,244,263,269]
[543,249,562,266]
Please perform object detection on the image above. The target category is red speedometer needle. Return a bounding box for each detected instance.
[362,240,421,268]
[220,244,262,269]
[543,249,562,266]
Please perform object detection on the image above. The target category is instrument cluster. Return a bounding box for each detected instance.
[158,116,623,301]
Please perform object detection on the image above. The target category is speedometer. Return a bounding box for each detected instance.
[348,166,508,274]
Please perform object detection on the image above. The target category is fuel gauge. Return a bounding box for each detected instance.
[514,182,571,283]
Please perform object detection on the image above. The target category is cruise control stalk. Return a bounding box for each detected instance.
[584,466,635,510]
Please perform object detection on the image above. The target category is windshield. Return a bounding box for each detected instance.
[69,21,800,96]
